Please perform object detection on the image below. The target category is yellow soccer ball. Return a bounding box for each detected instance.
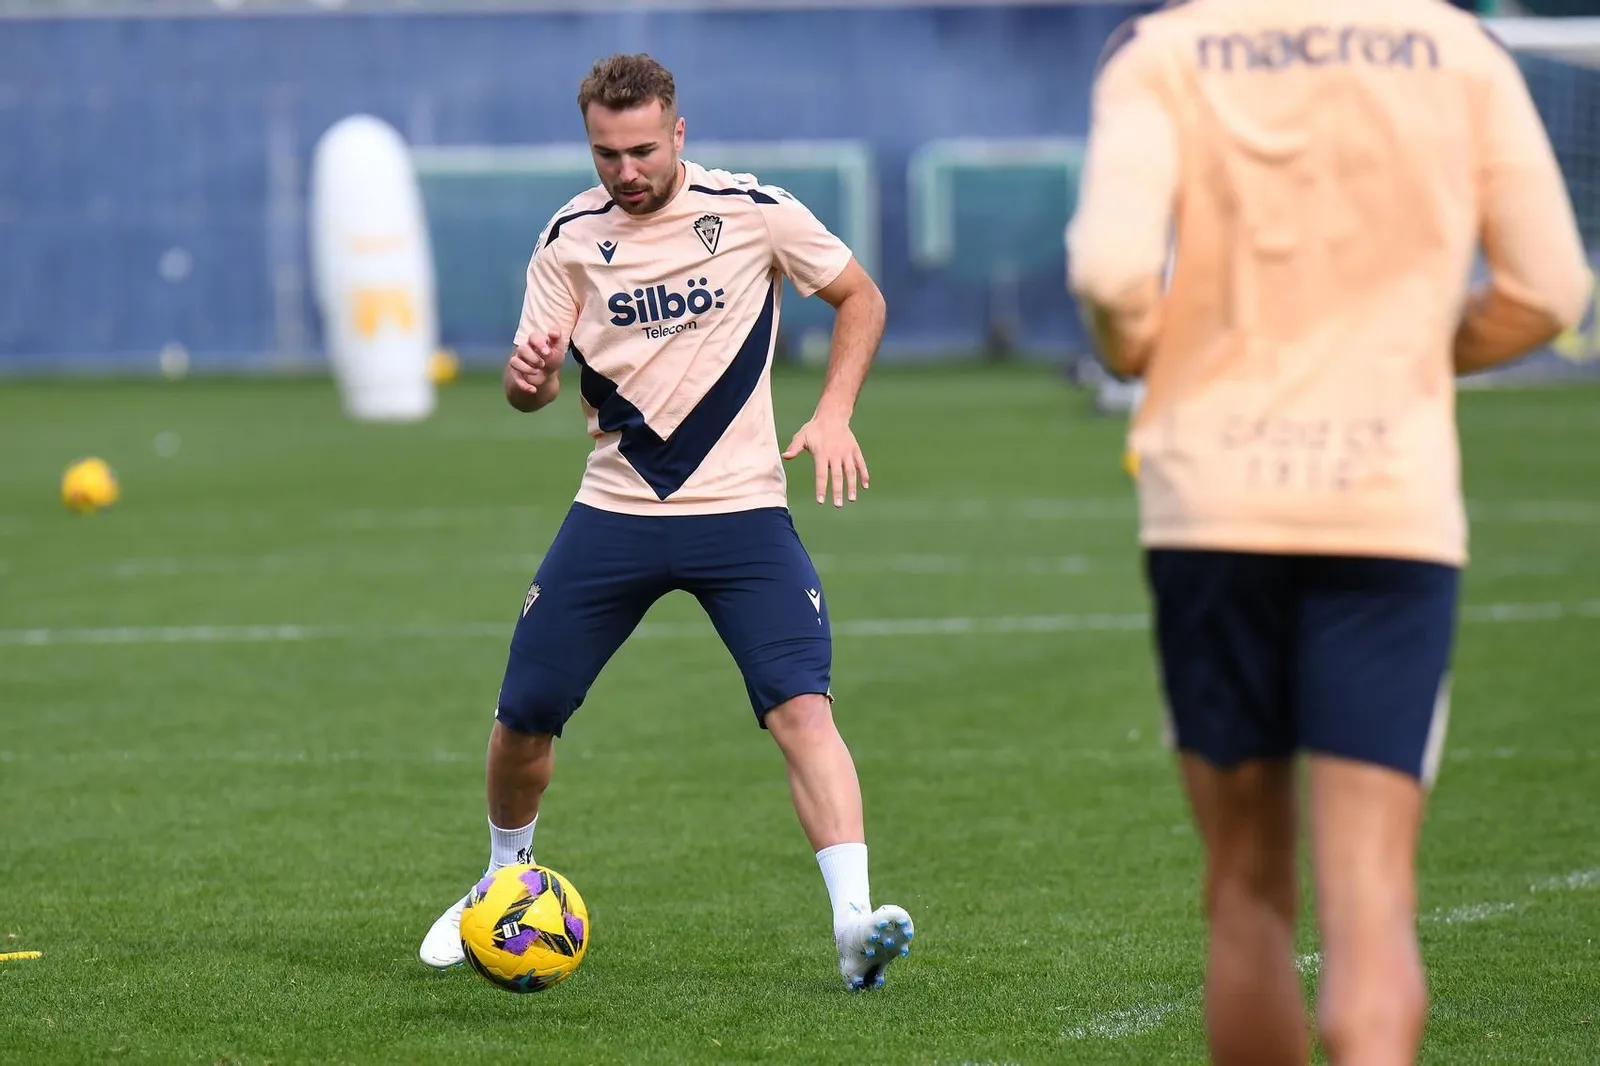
[428,347,460,386]
[61,458,120,514]
[459,864,590,993]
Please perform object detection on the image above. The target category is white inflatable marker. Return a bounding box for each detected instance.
[309,115,438,422]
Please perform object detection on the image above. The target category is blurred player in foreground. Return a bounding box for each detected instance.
[419,53,915,992]
[1068,2,1590,1063]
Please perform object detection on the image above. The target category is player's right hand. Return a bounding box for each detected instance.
[505,331,565,404]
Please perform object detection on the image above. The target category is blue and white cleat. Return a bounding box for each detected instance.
[835,903,915,992]
[419,891,470,970]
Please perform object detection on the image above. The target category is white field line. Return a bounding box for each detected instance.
[1446,747,1600,763]
[1062,869,1600,1042]
[61,550,1587,582]
[103,554,548,579]
[3,598,1599,649]
[1474,556,1573,578]
[90,552,1092,581]
[1062,992,1197,1041]
[815,554,1093,576]
[2,496,1597,535]
[0,745,1168,767]
[0,745,1588,770]
[49,548,1578,583]
[0,748,481,766]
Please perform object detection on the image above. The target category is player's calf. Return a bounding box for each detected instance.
[1309,756,1428,1066]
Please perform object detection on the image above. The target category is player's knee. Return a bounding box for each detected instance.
[490,718,556,755]
[1206,855,1298,928]
[497,658,587,738]
[763,690,835,734]
[1319,950,1427,1065]
[1185,759,1299,920]
[740,638,832,730]
[1208,816,1297,906]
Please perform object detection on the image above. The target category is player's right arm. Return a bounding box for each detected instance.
[1066,22,1177,380]
[504,331,565,412]
[1454,39,1592,375]
[505,214,582,412]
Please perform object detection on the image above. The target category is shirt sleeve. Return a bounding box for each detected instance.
[1456,36,1592,371]
[759,186,855,298]
[513,211,582,348]
[1066,25,1178,313]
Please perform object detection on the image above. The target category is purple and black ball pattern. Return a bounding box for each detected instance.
[460,865,590,994]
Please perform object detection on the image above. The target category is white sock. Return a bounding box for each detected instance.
[816,842,871,926]
[488,815,537,872]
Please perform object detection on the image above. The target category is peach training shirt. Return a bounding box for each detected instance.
[1067,0,1591,566]
[516,159,853,515]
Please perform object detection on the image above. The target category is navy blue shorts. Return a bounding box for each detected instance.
[496,503,831,737]
[1144,549,1459,784]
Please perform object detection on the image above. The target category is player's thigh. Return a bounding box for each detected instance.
[1144,548,1299,766]
[1307,754,1426,936]
[497,504,668,737]
[676,507,831,722]
[1294,556,1459,785]
[1179,753,1300,911]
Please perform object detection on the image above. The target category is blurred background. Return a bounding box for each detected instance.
[0,0,1595,380]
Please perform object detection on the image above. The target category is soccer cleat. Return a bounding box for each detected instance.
[419,891,471,969]
[835,903,915,992]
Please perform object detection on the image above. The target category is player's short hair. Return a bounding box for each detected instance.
[577,54,677,116]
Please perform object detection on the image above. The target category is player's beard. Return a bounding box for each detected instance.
[613,184,668,215]
[611,165,679,216]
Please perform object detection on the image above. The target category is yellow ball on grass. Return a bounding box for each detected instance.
[429,348,461,386]
[459,864,591,993]
[61,457,120,514]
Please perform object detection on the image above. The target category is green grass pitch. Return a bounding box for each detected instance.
[0,364,1596,1064]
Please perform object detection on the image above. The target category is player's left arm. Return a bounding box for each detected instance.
[1066,27,1178,379]
[763,192,886,508]
[784,260,885,508]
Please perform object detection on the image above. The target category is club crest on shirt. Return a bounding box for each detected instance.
[522,581,541,616]
[693,213,723,255]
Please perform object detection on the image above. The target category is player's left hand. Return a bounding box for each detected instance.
[783,416,870,508]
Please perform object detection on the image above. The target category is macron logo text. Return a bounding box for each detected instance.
[1198,26,1440,72]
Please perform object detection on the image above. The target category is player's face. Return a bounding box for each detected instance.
[585,100,685,216]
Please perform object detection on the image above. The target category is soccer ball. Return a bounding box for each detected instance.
[60,458,120,513]
[459,864,590,993]
[428,347,460,386]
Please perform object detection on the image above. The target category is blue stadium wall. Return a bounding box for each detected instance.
[0,4,1595,377]
[0,3,1149,372]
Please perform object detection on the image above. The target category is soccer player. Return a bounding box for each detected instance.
[1067,4,1591,1065]
[418,53,915,992]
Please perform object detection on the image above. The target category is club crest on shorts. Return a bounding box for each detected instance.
[693,213,723,255]
[522,581,541,616]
